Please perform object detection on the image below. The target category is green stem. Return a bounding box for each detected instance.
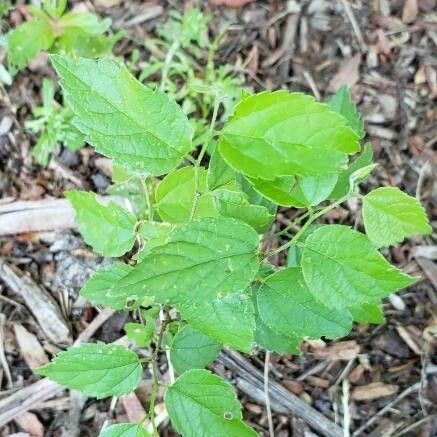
[189,97,221,220]
[160,40,179,91]
[265,194,351,259]
[270,209,314,239]
[140,176,152,221]
[146,308,170,435]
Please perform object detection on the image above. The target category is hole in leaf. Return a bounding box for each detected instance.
[224,411,233,420]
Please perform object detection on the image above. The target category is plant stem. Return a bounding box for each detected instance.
[147,307,170,436]
[189,97,221,220]
[140,175,152,221]
[160,40,179,91]
[264,351,275,437]
[265,194,351,259]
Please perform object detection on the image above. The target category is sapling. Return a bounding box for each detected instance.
[25,78,84,165]
[4,0,121,164]
[36,56,431,437]
[5,0,120,74]
[137,7,244,147]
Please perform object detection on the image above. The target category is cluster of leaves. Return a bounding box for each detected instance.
[3,0,119,163]
[5,0,119,74]
[36,55,431,437]
[25,78,84,165]
[135,8,244,146]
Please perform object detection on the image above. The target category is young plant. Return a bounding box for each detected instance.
[25,78,84,165]
[136,7,244,147]
[36,56,431,437]
[5,0,120,74]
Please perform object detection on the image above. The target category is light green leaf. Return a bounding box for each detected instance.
[170,325,221,374]
[36,343,142,399]
[258,268,352,352]
[135,221,173,261]
[219,91,359,180]
[7,19,55,73]
[113,217,260,307]
[51,55,193,175]
[348,304,385,324]
[328,85,365,138]
[124,322,154,347]
[237,175,278,213]
[207,147,236,191]
[156,166,215,223]
[362,187,431,247]
[166,369,258,437]
[246,175,303,207]
[329,143,373,199]
[80,262,134,310]
[252,285,300,354]
[99,423,149,437]
[66,190,137,257]
[178,291,255,353]
[58,12,111,35]
[213,190,274,233]
[301,225,416,308]
[294,174,339,206]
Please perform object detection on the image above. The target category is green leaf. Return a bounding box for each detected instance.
[66,190,137,257]
[166,369,258,437]
[170,325,221,374]
[135,221,173,261]
[257,268,352,352]
[293,174,339,206]
[178,291,255,353]
[124,322,154,347]
[156,166,215,223]
[328,85,365,138]
[31,132,56,166]
[58,11,111,35]
[36,343,142,399]
[236,175,277,213]
[80,262,134,310]
[301,225,416,308]
[252,285,300,354]
[7,19,55,73]
[51,55,193,175]
[297,174,338,206]
[114,217,260,307]
[213,190,274,233]
[245,175,303,207]
[219,91,359,180]
[348,304,385,324]
[329,143,373,199]
[99,423,149,437]
[207,147,236,191]
[362,187,431,247]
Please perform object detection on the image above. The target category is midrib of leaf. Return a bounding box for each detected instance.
[143,251,254,281]
[57,61,184,157]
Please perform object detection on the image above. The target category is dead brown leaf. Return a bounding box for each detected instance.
[327,54,361,93]
[311,340,361,360]
[402,0,418,23]
[282,380,304,395]
[351,382,399,401]
[121,393,146,423]
[13,324,48,369]
[14,412,44,437]
[349,364,365,383]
